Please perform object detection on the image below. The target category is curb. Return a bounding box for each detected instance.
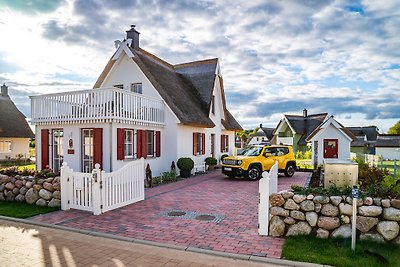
[0,215,331,267]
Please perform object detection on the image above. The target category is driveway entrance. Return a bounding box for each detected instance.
[31,170,309,259]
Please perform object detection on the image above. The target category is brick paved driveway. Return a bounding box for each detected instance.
[30,170,309,259]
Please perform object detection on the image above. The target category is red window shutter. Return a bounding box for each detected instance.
[220,135,224,153]
[142,130,147,159]
[41,129,49,170]
[193,132,198,155]
[117,128,124,160]
[93,128,103,167]
[137,130,142,158]
[156,131,161,157]
[202,133,205,155]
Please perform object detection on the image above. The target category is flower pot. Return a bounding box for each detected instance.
[208,165,215,171]
[180,170,191,178]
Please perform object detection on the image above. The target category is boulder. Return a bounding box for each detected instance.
[381,199,391,208]
[284,199,300,210]
[358,206,382,217]
[356,216,379,233]
[286,221,312,236]
[25,181,33,189]
[383,207,400,221]
[33,184,42,191]
[0,192,4,201]
[313,196,329,204]
[0,183,5,191]
[53,182,60,191]
[281,191,294,199]
[300,200,315,212]
[5,182,15,190]
[339,203,353,216]
[269,216,286,237]
[52,190,61,200]
[12,188,19,195]
[5,191,15,201]
[317,216,340,230]
[391,199,400,209]
[48,198,61,208]
[14,180,23,189]
[363,197,373,206]
[316,228,329,239]
[377,221,399,241]
[25,188,39,204]
[331,225,352,239]
[360,233,385,243]
[293,194,306,203]
[19,186,28,195]
[14,194,25,202]
[36,198,47,207]
[306,212,318,227]
[306,194,314,200]
[290,210,305,221]
[270,194,285,207]
[270,207,290,217]
[43,182,54,192]
[346,197,363,206]
[314,203,322,213]
[321,204,339,217]
[37,179,44,185]
[393,236,400,245]
[341,215,350,224]
[45,177,54,183]
[284,217,296,225]
[373,198,382,206]
[39,189,52,200]
[330,196,342,206]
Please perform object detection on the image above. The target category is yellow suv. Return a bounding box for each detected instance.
[222,145,296,180]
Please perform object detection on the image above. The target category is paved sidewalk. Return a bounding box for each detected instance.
[30,170,309,259]
[0,218,288,267]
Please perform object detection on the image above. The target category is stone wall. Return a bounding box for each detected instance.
[0,174,61,207]
[269,192,400,244]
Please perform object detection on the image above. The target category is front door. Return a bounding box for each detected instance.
[324,139,338,159]
[211,134,215,157]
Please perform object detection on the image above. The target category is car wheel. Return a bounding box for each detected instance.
[246,166,261,181]
[284,164,295,177]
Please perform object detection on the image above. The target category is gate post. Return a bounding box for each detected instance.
[92,163,102,215]
[60,162,71,211]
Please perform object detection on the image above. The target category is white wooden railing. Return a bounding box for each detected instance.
[276,137,293,146]
[30,87,165,126]
[61,159,145,215]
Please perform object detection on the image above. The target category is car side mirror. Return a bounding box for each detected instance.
[264,152,272,157]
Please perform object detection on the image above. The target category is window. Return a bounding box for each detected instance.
[124,129,134,158]
[146,130,155,156]
[114,84,124,89]
[82,129,94,173]
[130,83,142,94]
[193,132,205,155]
[0,140,12,153]
[52,130,64,173]
[211,95,215,114]
[221,134,229,153]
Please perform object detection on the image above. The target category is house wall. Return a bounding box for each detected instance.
[311,124,352,165]
[0,138,30,160]
[376,147,400,160]
[351,146,366,154]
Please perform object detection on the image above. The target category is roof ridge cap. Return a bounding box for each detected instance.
[174,58,218,69]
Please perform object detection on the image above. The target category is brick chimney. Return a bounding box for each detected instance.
[126,25,140,49]
[1,83,8,96]
[303,108,308,118]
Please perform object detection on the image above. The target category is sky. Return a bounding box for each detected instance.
[0,0,399,132]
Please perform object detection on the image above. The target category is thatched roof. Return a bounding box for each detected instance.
[0,93,34,138]
[285,113,328,145]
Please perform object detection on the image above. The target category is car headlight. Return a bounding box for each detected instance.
[222,159,227,164]
[236,160,242,165]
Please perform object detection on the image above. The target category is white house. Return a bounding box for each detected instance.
[0,84,34,160]
[247,124,275,146]
[306,116,356,166]
[375,135,400,160]
[31,26,242,176]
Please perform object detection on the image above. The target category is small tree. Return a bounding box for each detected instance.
[388,120,400,134]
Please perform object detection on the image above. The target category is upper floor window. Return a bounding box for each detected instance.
[0,140,12,153]
[131,83,142,94]
[211,95,215,114]
[114,84,124,89]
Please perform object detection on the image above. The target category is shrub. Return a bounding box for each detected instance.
[295,151,304,159]
[36,168,58,179]
[205,157,217,166]
[304,150,312,159]
[177,157,194,171]
[380,174,400,197]
[162,171,176,182]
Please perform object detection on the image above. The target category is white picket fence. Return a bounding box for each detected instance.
[60,158,145,215]
[258,161,278,235]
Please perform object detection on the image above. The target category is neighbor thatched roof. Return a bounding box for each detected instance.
[285,113,328,145]
[0,94,34,138]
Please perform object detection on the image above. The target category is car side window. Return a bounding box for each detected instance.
[265,147,277,156]
[277,147,289,156]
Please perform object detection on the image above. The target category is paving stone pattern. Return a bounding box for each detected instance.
[30,170,309,259]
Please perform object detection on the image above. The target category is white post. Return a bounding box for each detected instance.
[351,186,359,251]
[258,162,278,235]
[269,161,278,194]
[60,162,71,211]
[92,163,102,215]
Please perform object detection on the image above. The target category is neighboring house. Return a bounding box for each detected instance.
[0,84,34,160]
[306,116,356,166]
[273,109,328,153]
[247,124,275,145]
[347,126,379,154]
[31,26,242,175]
[375,135,400,160]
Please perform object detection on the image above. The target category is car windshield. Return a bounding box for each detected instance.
[237,148,249,155]
[242,147,263,156]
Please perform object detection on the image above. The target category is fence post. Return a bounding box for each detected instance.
[258,162,278,235]
[60,162,71,211]
[140,157,145,200]
[269,161,278,194]
[92,163,102,215]
[394,160,397,177]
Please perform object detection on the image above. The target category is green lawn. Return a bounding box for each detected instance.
[283,235,400,267]
[0,201,59,218]
[296,159,313,170]
[378,161,398,174]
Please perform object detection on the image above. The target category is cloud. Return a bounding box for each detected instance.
[0,0,66,14]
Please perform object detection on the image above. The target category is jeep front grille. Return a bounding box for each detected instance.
[224,159,237,165]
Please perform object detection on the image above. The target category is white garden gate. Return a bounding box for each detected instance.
[60,158,145,215]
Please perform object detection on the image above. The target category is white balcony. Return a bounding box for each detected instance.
[30,87,165,126]
[277,137,293,146]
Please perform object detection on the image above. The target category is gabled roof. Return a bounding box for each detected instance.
[93,46,242,130]
[0,94,34,138]
[347,126,379,142]
[375,134,400,148]
[306,116,357,142]
[284,113,328,145]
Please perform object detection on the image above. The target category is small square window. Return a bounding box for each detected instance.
[131,83,142,94]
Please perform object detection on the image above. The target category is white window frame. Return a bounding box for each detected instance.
[52,129,64,173]
[124,129,134,158]
[130,83,142,94]
[0,140,12,153]
[82,129,94,173]
[147,130,154,157]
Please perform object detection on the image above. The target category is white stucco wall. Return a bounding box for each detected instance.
[0,138,30,160]
[376,148,400,160]
[310,124,352,165]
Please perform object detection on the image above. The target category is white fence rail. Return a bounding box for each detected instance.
[31,87,165,126]
[61,158,145,215]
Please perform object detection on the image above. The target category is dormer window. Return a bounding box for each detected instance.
[211,95,215,114]
[114,84,124,89]
[131,83,142,94]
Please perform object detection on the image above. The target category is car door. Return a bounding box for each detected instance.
[262,147,277,171]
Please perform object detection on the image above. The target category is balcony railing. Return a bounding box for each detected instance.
[30,87,165,126]
[276,137,293,146]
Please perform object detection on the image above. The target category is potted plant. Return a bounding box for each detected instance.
[177,157,194,178]
[205,157,217,171]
